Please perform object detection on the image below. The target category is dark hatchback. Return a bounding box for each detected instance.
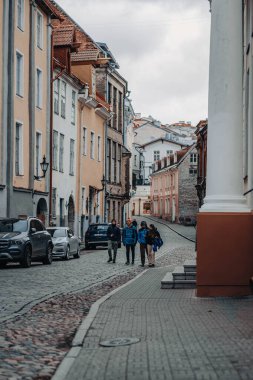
[85,223,109,249]
[0,217,53,268]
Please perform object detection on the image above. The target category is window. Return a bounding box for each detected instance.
[118,92,123,132]
[35,132,42,178]
[69,139,75,175]
[82,127,87,155]
[189,168,197,175]
[106,139,111,182]
[112,142,117,182]
[90,132,95,159]
[167,150,173,156]
[117,145,121,183]
[52,188,56,218]
[71,91,76,124]
[61,81,66,118]
[59,134,64,172]
[81,187,86,214]
[190,153,197,164]
[36,68,42,108]
[134,155,137,166]
[54,79,60,114]
[53,130,58,170]
[17,0,24,30]
[154,150,160,161]
[97,136,101,161]
[36,11,43,49]
[15,122,23,176]
[16,51,23,96]
[113,87,117,129]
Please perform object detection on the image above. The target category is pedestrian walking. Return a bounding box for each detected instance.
[107,219,121,263]
[137,221,148,267]
[146,224,161,267]
[122,219,138,265]
[132,219,138,229]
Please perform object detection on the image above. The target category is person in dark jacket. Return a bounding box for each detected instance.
[122,219,138,265]
[137,221,148,267]
[146,224,161,267]
[107,219,121,263]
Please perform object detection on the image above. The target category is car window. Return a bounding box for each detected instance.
[89,225,108,232]
[35,220,44,232]
[47,229,66,238]
[0,219,28,233]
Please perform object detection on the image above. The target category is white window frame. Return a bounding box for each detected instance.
[190,153,197,164]
[36,10,43,49]
[59,133,64,172]
[35,131,42,178]
[17,0,24,31]
[61,81,66,118]
[71,90,76,125]
[54,78,60,114]
[16,50,24,97]
[82,127,87,155]
[36,68,43,109]
[97,135,101,161]
[15,121,24,176]
[90,132,95,159]
[53,130,58,170]
[69,139,75,175]
[154,150,160,161]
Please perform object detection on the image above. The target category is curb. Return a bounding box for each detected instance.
[52,268,148,380]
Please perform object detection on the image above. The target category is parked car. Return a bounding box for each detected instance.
[47,227,80,260]
[85,223,109,249]
[0,217,53,268]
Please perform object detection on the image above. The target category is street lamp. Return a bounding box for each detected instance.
[97,175,107,193]
[34,155,49,181]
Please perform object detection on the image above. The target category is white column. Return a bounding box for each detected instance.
[201,0,250,213]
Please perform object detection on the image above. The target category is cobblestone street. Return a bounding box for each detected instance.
[0,218,196,379]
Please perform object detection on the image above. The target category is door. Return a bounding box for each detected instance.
[34,220,47,255]
[29,219,41,257]
[68,229,75,253]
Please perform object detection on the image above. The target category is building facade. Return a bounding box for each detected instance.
[196,0,253,297]
[0,0,59,223]
[150,145,198,224]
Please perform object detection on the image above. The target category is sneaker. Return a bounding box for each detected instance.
[107,258,112,263]
[113,260,116,263]
[139,264,144,267]
[131,262,134,265]
[125,261,129,265]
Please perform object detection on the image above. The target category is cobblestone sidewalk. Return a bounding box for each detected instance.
[62,267,253,380]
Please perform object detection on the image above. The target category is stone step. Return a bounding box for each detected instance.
[161,271,196,289]
[184,259,196,273]
[172,266,195,280]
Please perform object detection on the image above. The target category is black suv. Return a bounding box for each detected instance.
[0,217,53,268]
[85,223,109,249]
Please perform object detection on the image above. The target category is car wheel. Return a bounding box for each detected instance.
[42,244,53,265]
[20,245,32,268]
[65,246,70,260]
[74,246,80,259]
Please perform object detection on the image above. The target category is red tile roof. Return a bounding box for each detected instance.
[53,25,75,46]
[71,49,99,62]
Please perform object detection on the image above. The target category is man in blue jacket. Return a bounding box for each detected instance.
[122,219,137,265]
[137,221,148,267]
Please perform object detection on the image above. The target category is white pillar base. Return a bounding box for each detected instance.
[200,195,251,213]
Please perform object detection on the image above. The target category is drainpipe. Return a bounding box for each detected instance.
[29,1,35,201]
[49,30,54,224]
[6,0,15,217]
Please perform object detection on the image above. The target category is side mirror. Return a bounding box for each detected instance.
[31,228,36,234]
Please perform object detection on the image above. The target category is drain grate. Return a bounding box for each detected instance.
[99,337,140,347]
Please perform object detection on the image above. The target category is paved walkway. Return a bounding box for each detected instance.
[55,264,253,380]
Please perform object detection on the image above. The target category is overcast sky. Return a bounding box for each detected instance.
[59,0,211,126]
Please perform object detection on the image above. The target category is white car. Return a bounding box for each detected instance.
[47,227,80,260]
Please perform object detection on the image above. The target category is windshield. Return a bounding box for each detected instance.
[0,219,28,233]
[47,228,66,238]
[89,225,108,232]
